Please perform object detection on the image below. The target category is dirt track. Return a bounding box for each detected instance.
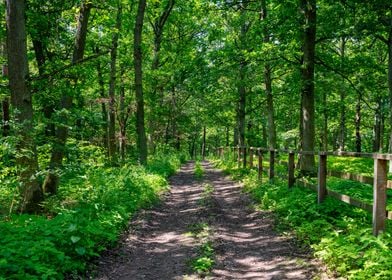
[92,161,323,279]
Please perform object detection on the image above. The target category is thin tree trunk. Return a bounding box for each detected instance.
[387,15,392,170]
[373,99,382,152]
[202,126,206,160]
[355,92,362,153]
[43,1,92,194]
[96,57,108,150]
[134,0,148,164]
[148,0,175,151]
[238,62,246,147]
[6,0,43,212]
[1,42,10,136]
[322,89,328,151]
[299,0,316,174]
[261,0,276,150]
[108,3,122,163]
[338,37,346,151]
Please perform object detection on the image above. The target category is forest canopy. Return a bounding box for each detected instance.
[1,0,392,210]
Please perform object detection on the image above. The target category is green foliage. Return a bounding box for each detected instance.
[194,161,204,180]
[217,160,392,279]
[0,149,182,279]
[327,157,374,177]
[189,241,215,274]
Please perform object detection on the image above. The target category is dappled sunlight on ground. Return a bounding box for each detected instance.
[93,161,320,280]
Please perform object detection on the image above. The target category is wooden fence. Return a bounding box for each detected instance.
[216,146,392,236]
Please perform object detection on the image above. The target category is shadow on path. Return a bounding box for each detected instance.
[92,161,322,280]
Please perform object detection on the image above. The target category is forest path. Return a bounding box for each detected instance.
[93,161,322,280]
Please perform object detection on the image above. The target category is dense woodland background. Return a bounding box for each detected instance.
[3,0,392,212]
[2,0,392,278]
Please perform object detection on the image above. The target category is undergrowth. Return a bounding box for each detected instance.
[213,156,392,279]
[194,161,204,180]
[0,142,186,279]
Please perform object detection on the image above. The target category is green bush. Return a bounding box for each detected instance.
[0,147,184,279]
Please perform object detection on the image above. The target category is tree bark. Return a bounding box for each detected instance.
[322,89,328,151]
[134,0,148,164]
[6,0,43,212]
[261,0,277,150]
[148,0,175,151]
[299,0,316,174]
[202,126,206,160]
[43,1,92,194]
[373,99,382,152]
[108,3,122,163]
[387,15,392,170]
[338,37,346,151]
[96,57,108,150]
[355,92,362,152]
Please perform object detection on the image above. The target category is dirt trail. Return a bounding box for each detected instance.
[93,161,322,280]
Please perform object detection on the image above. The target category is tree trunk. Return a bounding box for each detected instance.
[261,0,277,150]
[373,99,382,152]
[338,37,346,151]
[96,57,108,150]
[1,42,10,137]
[299,0,316,174]
[149,0,175,151]
[6,0,43,213]
[108,3,122,163]
[134,0,148,165]
[322,89,328,151]
[355,92,362,153]
[43,1,92,194]
[387,15,392,171]
[238,62,246,147]
[118,69,128,162]
[202,126,206,160]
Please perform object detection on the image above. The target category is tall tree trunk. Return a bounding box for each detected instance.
[118,68,128,162]
[238,61,246,147]
[261,0,276,150]
[387,15,392,170]
[149,0,175,151]
[43,1,92,194]
[373,99,382,152]
[108,3,122,163]
[322,89,328,151]
[32,38,55,138]
[134,0,148,164]
[96,57,108,150]
[338,37,346,151]
[299,0,316,174]
[1,42,10,137]
[355,92,362,152]
[202,126,206,160]
[6,0,43,212]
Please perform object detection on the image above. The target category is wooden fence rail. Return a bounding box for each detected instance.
[216,146,391,236]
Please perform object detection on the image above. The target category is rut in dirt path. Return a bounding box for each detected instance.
[93,161,321,280]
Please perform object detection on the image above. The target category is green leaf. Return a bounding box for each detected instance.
[70,236,81,243]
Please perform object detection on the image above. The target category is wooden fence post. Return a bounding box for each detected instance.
[288,151,295,188]
[318,152,327,203]
[373,157,387,236]
[269,149,275,180]
[258,149,263,181]
[249,147,254,168]
[243,146,247,168]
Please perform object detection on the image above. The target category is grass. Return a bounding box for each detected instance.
[213,156,392,279]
